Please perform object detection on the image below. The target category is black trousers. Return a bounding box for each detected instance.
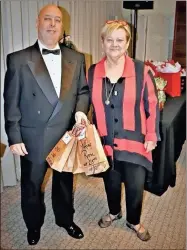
[20,157,74,230]
[103,160,146,225]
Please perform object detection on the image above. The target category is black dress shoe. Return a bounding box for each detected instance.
[27,229,41,245]
[63,222,84,239]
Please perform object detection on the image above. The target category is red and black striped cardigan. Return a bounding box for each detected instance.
[88,55,160,170]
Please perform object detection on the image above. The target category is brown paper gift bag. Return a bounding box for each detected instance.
[72,148,85,174]
[62,139,78,173]
[77,124,110,175]
[46,132,76,172]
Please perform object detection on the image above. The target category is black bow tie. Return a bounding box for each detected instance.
[42,48,60,55]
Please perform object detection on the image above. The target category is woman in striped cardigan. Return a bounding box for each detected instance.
[87,20,160,241]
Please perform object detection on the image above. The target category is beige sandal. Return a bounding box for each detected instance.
[98,211,122,228]
[126,221,151,241]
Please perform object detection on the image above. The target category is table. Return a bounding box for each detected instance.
[145,92,186,196]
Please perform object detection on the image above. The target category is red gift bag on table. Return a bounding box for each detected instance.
[144,61,159,76]
[157,71,181,97]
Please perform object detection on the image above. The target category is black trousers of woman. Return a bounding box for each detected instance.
[103,160,146,225]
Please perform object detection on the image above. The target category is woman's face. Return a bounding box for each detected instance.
[102,28,128,59]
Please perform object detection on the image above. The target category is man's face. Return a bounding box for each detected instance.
[36,6,63,48]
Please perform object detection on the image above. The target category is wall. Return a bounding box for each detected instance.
[122,0,177,61]
[122,0,176,16]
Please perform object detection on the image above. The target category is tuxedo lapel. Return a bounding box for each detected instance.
[59,50,77,101]
[27,42,58,107]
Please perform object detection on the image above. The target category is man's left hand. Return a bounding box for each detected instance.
[72,111,88,137]
[144,141,157,153]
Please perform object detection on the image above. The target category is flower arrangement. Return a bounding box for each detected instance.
[60,31,76,50]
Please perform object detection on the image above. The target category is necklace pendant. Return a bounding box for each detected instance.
[105,100,110,105]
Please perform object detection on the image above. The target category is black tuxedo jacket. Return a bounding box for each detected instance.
[4,42,89,164]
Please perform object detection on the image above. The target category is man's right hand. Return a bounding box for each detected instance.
[10,143,28,156]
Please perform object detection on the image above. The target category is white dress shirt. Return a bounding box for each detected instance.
[38,40,61,98]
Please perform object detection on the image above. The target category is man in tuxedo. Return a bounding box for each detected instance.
[4,4,89,245]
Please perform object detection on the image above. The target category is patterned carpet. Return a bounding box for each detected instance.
[1,143,186,249]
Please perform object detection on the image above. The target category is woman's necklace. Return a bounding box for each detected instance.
[104,78,116,105]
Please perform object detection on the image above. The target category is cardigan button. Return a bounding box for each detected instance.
[114,118,118,122]
[110,104,114,109]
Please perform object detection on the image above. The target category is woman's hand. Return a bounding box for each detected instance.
[144,141,157,153]
[72,112,88,137]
